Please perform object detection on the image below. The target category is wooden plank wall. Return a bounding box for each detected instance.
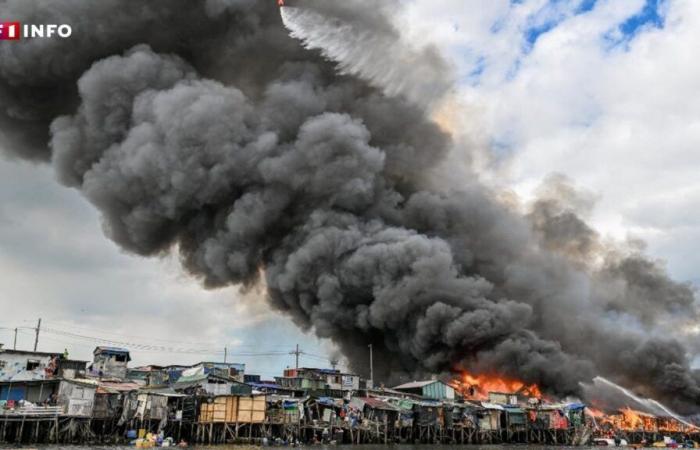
[200,395,266,424]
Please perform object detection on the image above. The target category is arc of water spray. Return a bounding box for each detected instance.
[593,376,694,427]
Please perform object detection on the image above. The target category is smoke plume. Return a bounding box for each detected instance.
[1,0,698,413]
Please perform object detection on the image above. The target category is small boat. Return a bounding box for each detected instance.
[594,437,629,446]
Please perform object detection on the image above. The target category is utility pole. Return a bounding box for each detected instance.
[13,328,17,350]
[368,344,374,388]
[290,344,301,369]
[224,347,227,363]
[33,318,41,352]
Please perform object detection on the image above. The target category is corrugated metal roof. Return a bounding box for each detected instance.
[249,382,283,390]
[93,346,130,354]
[393,380,439,390]
[140,387,186,397]
[353,397,400,411]
[0,349,62,358]
[481,402,505,410]
[96,381,141,394]
[504,407,525,413]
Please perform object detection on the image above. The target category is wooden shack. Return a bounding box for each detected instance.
[199,395,266,423]
[478,402,503,430]
[92,381,139,420]
[266,396,302,424]
[135,392,168,421]
[57,379,96,417]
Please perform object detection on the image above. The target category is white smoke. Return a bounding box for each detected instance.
[280,5,453,109]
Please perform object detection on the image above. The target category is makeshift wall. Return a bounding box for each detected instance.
[478,410,501,430]
[0,353,58,381]
[0,381,58,403]
[413,404,439,426]
[58,381,95,417]
[267,399,301,423]
[0,384,25,401]
[93,352,128,379]
[204,379,234,396]
[93,393,122,419]
[549,410,569,429]
[135,393,168,420]
[199,395,266,423]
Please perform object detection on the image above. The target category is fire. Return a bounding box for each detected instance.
[458,371,542,400]
[586,407,605,418]
[620,407,645,430]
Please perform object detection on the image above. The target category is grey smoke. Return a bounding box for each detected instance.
[1,0,699,413]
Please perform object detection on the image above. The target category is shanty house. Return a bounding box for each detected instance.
[173,367,250,396]
[199,395,266,423]
[127,365,171,386]
[0,378,60,404]
[306,396,343,424]
[478,402,504,430]
[91,347,131,379]
[118,388,186,424]
[488,391,519,405]
[314,368,360,391]
[275,367,360,395]
[248,381,299,396]
[393,380,455,400]
[266,396,303,424]
[0,377,95,418]
[531,404,571,430]
[189,362,245,383]
[244,374,261,383]
[453,402,480,428]
[351,397,400,429]
[504,406,527,431]
[0,349,64,381]
[93,380,140,419]
[57,378,97,417]
[275,368,328,392]
[412,400,443,427]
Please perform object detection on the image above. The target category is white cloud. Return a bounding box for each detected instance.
[400,0,700,283]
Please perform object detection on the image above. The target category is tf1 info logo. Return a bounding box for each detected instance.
[0,22,72,40]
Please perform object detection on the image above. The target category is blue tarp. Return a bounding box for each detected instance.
[317,396,336,407]
[0,385,26,401]
[566,403,586,410]
[250,382,283,390]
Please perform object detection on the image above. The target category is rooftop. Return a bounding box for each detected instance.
[0,348,63,358]
[93,346,130,355]
[393,380,445,390]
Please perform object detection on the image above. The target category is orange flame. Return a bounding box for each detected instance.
[457,371,542,400]
[586,407,605,418]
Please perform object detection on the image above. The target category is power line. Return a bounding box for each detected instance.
[4,323,335,366]
[42,320,227,347]
[41,321,301,351]
[40,328,324,359]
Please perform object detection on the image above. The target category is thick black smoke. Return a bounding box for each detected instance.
[1,0,698,412]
